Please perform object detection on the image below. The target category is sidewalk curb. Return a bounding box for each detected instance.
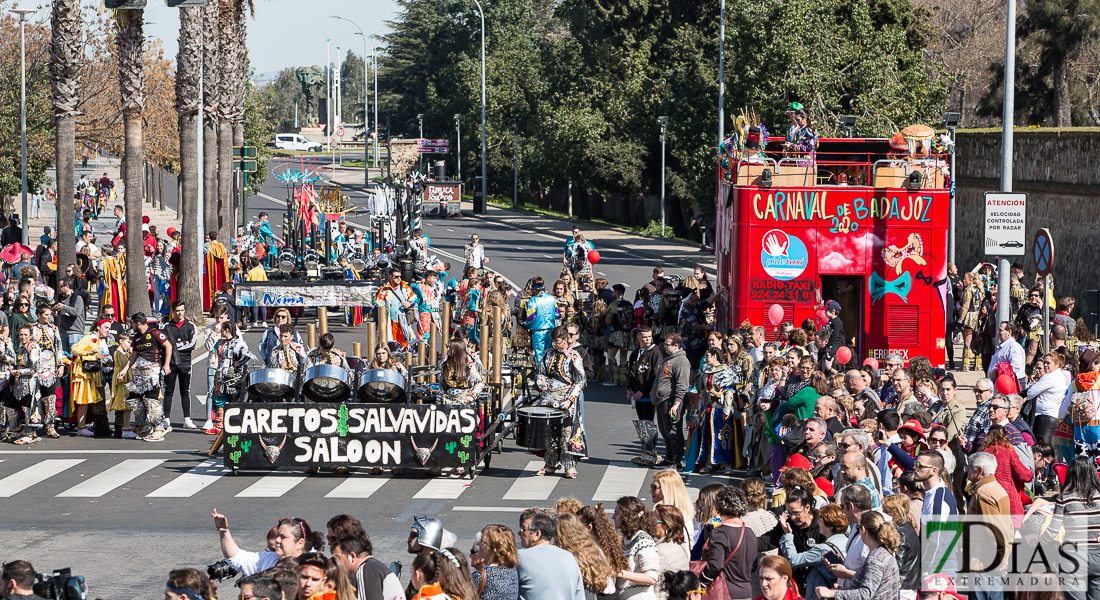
[465,205,718,273]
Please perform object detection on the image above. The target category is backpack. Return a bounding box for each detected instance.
[1070,391,1098,425]
[613,299,635,331]
[659,292,682,326]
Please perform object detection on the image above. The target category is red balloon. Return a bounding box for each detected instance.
[587,250,600,264]
[836,346,852,364]
[767,304,785,326]
[863,357,880,370]
[995,374,1018,395]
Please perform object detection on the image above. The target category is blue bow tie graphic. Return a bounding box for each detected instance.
[870,271,912,304]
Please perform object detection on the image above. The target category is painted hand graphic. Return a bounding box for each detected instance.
[763,233,788,256]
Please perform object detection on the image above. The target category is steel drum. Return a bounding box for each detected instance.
[302,364,352,401]
[357,368,407,403]
[278,250,296,272]
[349,252,367,271]
[515,406,566,450]
[247,368,296,400]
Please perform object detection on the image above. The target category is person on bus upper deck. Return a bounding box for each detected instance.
[784,102,803,146]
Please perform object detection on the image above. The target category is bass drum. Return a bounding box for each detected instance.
[302,364,352,401]
[357,368,407,403]
[247,368,296,400]
[515,406,565,450]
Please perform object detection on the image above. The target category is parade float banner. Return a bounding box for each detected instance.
[236,282,379,307]
[222,403,481,469]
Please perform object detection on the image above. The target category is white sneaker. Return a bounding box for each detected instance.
[202,419,213,430]
[183,418,197,429]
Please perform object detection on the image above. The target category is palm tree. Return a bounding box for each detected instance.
[50,0,83,291]
[202,1,219,234]
[176,6,203,316]
[115,8,151,316]
[216,0,237,240]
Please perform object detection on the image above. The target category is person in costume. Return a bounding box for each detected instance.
[70,319,114,437]
[29,305,64,439]
[207,321,255,435]
[375,268,420,349]
[784,108,817,163]
[110,333,136,438]
[10,325,43,444]
[694,346,741,474]
[566,233,594,286]
[258,308,303,364]
[203,231,230,312]
[604,283,635,386]
[627,326,663,465]
[534,327,588,478]
[439,339,484,404]
[337,255,364,326]
[370,342,409,380]
[1015,286,1044,369]
[305,333,350,374]
[459,275,485,346]
[525,277,559,360]
[1061,351,1100,462]
[98,249,127,318]
[116,312,172,441]
[267,323,308,374]
[0,323,16,440]
[412,270,442,343]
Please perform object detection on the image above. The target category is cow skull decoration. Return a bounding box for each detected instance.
[410,437,438,466]
[258,434,287,463]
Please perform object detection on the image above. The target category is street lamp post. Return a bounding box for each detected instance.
[942,112,960,263]
[472,0,487,214]
[368,35,378,168]
[658,116,668,237]
[418,113,424,175]
[12,7,33,244]
[455,114,461,183]
[718,0,725,145]
[512,116,518,206]
[997,0,1017,323]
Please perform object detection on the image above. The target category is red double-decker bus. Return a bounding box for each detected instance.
[714,137,951,367]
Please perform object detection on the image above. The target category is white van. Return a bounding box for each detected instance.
[274,134,322,152]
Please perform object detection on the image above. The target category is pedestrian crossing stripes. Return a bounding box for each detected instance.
[0,457,723,503]
[0,459,85,497]
[58,459,164,497]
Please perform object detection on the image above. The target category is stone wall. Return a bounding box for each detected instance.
[955,129,1100,305]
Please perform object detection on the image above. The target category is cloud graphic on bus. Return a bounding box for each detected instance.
[819,252,855,272]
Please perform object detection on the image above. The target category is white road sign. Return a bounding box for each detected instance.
[983,192,1027,256]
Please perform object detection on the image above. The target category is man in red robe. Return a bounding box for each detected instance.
[203,232,229,313]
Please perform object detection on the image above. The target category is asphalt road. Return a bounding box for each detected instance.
[0,159,731,596]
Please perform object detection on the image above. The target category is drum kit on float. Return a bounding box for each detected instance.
[244,355,411,404]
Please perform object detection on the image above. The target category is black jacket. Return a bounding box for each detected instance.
[756,518,825,554]
[1,225,22,248]
[162,318,197,366]
[628,343,664,398]
[896,521,921,590]
[214,292,237,322]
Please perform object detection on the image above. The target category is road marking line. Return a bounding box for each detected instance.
[452,506,529,512]
[535,233,558,240]
[0,459,85,497]
[236,470,307,497]
[502,460,561,501]
[0,450,196,455]
[446,228,455,232]
[424,223,435,227]
[413,476,471,499]
[542,255,555,259]
[147,459,231,498]
[394,498,429,522]
[57,459,165,498]
[326,473,392,498]
[597,271,606,276]
[591,461,648,502]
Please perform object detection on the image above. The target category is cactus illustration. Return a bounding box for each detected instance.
[458,451,469,464]
[227,435,239,447]
[230,451,242,464]
[445,441,457,454]
[460,435,472,448]
[338,405,350,436]
[241,440,252,453]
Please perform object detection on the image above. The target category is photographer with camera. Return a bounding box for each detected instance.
[2,561,45,600]
[212,509,326,576]
[166,568,218,600]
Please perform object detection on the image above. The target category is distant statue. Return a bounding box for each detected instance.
[295,65,325,127]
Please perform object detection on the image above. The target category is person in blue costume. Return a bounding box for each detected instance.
[525,276,560,359]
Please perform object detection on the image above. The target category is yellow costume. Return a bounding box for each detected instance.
[68,334,105,412]
[109,348,133,412]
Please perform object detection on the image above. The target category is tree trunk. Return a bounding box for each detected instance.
[1053,58,1072,127]
[117,10,151,317]
[177,6,204,323]
[49,0,83,291]
[158,165,164,211]
[218,121,234,239]
[55,116,76,292]
[216,0,237,240]
[202,1,219,234]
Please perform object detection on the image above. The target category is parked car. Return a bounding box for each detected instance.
[274,133,322,152]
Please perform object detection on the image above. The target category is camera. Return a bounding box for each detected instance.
[207,560,239,581]
[33,568,87,600]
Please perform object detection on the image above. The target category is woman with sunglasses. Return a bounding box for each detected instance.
[258,308,302,364]
[7,299,32,345]
[212,511,325,576]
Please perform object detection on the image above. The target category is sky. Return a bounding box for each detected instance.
[16,0,400,80]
